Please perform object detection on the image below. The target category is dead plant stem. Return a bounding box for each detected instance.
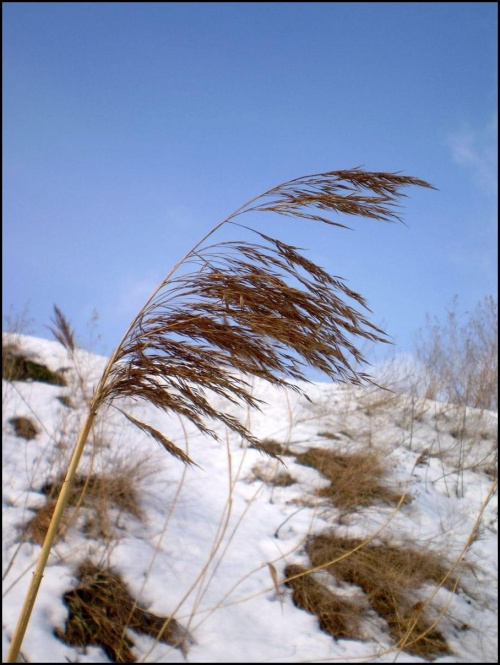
[6,409,97,663]
[6,168,434,662]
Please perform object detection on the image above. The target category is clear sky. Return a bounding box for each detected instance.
[3,2,498,373]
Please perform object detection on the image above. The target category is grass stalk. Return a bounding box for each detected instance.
[6,167,433,662]
[6,409,97,663]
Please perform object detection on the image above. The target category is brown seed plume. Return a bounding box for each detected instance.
[93,169,435,461]
[5,168,436,663]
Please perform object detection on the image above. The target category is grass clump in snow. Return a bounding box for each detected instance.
[56,395,74,408]
[251,439,293,457]
[55,561,191,663]
[2,343,66,385]
[284,564,363,640]
[295,448,405,510]
[25,500,65,546]
[26,469,145,545]
[307,534,455,658]
[252,463,296,487]
[9,416,39,440]
[250,440,296,486]
[42,471,144,521]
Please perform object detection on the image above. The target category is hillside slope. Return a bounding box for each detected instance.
[2,334,498,663]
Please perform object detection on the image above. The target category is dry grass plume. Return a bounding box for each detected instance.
[6,167,434,662]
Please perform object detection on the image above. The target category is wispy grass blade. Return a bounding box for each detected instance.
[120,411,196,466]
[48,305,76,352]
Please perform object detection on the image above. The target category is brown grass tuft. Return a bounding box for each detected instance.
[2,344,66,385]
[295,448,405,510]
[252,464,296,487]
[307,534,454,658]
[25,470,146,545]
[55,561,191,662]
[251,439,293,457]
[284,564,363,640]
[318,431,342,440]
[42,472,144,520]
[56,395,74,409]
[25,501,65,546]
[9,416,39,440]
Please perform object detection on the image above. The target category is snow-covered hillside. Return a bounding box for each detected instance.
[2,335,498,663]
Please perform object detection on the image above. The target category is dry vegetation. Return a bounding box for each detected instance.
[274,431,455,657]
[2,342,66,385]
[251,438,294,457]
[284,564,363,640]
[25,468,145,545]
[56,394,74,408]
[295,447,405,510]
[8,170,495,663]
[42,471,144,520]
[3,311,496,662]
[91,169,435,465]
[8,416,39,440]
[25,500,65,547]
[251,437,406,511]
[274,317,498,659]
[414,296,497,410]
[299,534,456,658]
[55,561,191,663]
[252,463,296,487]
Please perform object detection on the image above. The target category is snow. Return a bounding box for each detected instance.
[2,334,498,663]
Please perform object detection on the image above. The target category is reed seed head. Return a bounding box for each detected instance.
[95,169,435,462]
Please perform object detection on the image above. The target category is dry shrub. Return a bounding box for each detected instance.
[55,561,191,663]
[307,534,454,658]
[284,564,362,640]
[295,448,405,510]
[9,416,39,440]
[414,295,498,410]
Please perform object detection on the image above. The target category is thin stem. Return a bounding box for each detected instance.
[6,409,97,663]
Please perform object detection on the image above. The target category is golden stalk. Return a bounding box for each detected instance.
[6,168,434,662]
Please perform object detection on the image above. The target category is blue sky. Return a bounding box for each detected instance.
[3,2,498,374]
